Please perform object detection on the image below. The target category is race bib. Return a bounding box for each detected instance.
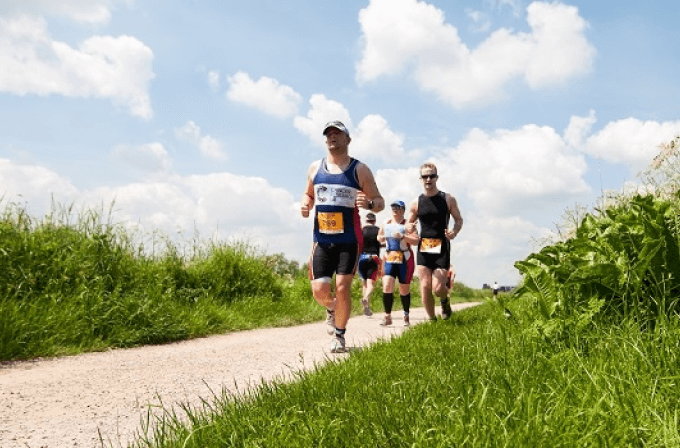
[386,251,404,264]
[420,238,442,254]
[318,212,343,234]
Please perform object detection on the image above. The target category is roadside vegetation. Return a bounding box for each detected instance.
[0,200,484,362]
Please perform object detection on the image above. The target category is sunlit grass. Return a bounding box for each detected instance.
[131,301,680,447]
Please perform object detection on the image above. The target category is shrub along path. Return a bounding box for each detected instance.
[0,303,480,448]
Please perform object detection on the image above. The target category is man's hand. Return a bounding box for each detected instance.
[301,193,313,218]
[356,191,372,209]
[445,229,456,240]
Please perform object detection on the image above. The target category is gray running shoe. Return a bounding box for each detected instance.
[330,335,346,353]
[362,299,373,316]
[380,314,392,326]
[326,309,336,335]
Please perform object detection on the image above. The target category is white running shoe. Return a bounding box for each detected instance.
[330,335,346,353]
[326,309,336,335]
[403,314,410,327]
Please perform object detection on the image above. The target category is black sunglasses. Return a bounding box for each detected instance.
[420,174,438,180]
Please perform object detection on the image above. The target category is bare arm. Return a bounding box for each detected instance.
[300,161,320,218]
[377,223,386,244]
[406,199,418,234]
[355,163,384,212]
[444,194,463,240]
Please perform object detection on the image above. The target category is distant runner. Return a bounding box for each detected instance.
[358,212,381,316]
[377,200,418,327]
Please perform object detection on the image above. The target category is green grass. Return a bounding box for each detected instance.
[131,301,680,447]
[0,199,480,362]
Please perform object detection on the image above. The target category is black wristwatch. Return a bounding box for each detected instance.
[368,200,374,210]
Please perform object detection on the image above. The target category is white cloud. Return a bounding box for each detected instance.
[583,118,680,173]
[175,121,227,161]
[0,0,126,24]
[564,109,597,149]
[0,15,155,119]
[356,0,595,108]
[207,69,220,91]
[439,124,590,212]
[226,71,302,119]
[0,158,79,215]
[293,94,353,145]
[112,142,172,173]
[294,96,416,164]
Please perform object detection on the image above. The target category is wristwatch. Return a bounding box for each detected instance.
[368,200,374,210]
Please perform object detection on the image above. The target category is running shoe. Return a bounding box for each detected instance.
[326,309,336,335]
[330,335,346,353]
[362,299,373,316]
[403,314,410,327]
[380,314,392,326]
[441,300,452,320]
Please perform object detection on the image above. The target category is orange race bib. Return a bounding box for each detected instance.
[318,212,344,234]
[420,238,442,254]
[386,251,404,264]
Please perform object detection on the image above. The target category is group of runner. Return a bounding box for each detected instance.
[301,121,463,353]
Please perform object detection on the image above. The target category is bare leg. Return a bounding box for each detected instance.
[417,265,436,319]
[334,274,354,331]
[311,280,335,309]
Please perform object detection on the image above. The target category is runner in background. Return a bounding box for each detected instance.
[377,200,418,326]
[407,162,463,321]
[358,212,381,316]
[300,120,384,353]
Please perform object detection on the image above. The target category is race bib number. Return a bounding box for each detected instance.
[420,238,442,254]
[318,212,343,234]
[386,251,404,264]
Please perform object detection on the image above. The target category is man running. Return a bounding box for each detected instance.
[407,163,463,321]
[377,200,418,327]
[301,120,384,353]
[358,212,381,316]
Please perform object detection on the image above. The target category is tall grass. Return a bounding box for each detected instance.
[0,200,318,361]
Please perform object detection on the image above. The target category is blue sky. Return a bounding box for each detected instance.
[1,0,679,288]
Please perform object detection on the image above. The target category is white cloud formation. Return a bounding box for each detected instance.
[438,124,590,212]
[294,95,417,164]
[583,118,680,173]
[0,158,79,215]
[175,121,227,161]
[0,15,155,119]
[293,94,353,144]
[207,69,220,91]
[0,0,126,24]
[564,109,597,149]
[112,142,172,173]
[226,71,302,119]
[356,0,595,108]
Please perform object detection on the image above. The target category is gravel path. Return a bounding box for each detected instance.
[0,303,480,447]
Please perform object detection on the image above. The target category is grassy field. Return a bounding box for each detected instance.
[131,299,680,447]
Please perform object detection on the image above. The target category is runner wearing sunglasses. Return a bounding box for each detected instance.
[406,163,463,321]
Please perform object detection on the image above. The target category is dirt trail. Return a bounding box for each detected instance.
[0,303,480,447]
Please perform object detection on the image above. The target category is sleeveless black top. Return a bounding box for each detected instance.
[417,191,449,239]
[361,225,381,255]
